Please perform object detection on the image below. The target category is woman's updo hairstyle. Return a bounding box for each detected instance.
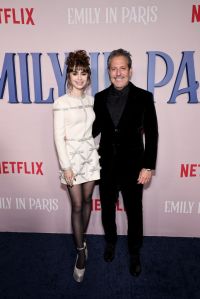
[66,50,91,90]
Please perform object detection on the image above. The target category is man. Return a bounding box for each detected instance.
[92,49,158,277]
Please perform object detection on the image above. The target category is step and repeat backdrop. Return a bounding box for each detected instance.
[0,0,200,237]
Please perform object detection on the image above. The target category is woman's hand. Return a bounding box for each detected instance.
[64,168,75,187]
[137,168,152,185]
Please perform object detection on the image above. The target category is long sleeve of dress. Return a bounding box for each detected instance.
[53,100,71,171]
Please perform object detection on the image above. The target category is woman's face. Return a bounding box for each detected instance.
[69,68,88,92]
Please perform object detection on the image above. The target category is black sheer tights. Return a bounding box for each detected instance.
[67,181,95,269]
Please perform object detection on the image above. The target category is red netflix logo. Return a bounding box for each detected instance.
[192,5,200,22]
[0,8,35,25]
[180,163,200,177]
[0,161,43,175]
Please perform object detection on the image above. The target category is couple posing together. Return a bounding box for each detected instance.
[53,49,158,282]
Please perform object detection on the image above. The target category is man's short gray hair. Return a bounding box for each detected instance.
[107,49,132,69]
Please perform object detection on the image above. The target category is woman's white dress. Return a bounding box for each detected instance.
[53,94,100,185]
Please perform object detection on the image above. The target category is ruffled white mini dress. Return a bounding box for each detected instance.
[53,94,100,185]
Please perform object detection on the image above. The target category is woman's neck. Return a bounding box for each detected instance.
[69,88,84,98]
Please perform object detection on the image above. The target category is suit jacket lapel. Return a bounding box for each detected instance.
[102,87,116,128]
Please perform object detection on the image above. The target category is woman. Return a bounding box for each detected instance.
[53,50,100,282]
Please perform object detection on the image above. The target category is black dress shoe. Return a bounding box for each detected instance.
[104,243,115,262]
[129,254,141,277]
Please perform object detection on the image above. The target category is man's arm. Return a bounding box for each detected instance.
[143,92,159,170]
[137,92,158,185]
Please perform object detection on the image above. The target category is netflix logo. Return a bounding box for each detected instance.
[0,8,35,25]
[180,163,200,177]
[0,161,43,175]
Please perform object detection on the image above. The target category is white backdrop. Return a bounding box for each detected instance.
[0,0,200,237]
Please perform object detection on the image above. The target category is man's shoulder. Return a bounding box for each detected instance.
[129,82,152,97]
[95,86,111,98]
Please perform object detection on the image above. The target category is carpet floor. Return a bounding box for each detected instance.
[0,233,199,299]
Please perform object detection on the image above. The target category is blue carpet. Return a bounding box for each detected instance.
[0,233,199,299]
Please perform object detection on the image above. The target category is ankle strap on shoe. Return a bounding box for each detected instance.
[77,246,85,251]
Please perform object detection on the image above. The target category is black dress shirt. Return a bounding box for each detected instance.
[106,83,130,127]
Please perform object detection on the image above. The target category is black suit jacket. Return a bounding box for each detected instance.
[93,82,158,183]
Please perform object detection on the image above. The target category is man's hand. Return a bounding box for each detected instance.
[137,168,152,185]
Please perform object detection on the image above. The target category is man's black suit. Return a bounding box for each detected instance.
[93,82,158,254]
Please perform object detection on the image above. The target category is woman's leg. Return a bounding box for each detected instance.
[82,181,95,233]
[67,184,85,269]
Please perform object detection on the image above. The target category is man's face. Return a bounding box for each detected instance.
[108,55,132,90]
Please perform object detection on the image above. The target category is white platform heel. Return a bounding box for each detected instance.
[73,245,86,283]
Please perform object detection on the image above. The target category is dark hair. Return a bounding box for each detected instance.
[66,50,91,90]
[107,48,132,69]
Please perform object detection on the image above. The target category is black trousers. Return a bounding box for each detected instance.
[99,179,143,255]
